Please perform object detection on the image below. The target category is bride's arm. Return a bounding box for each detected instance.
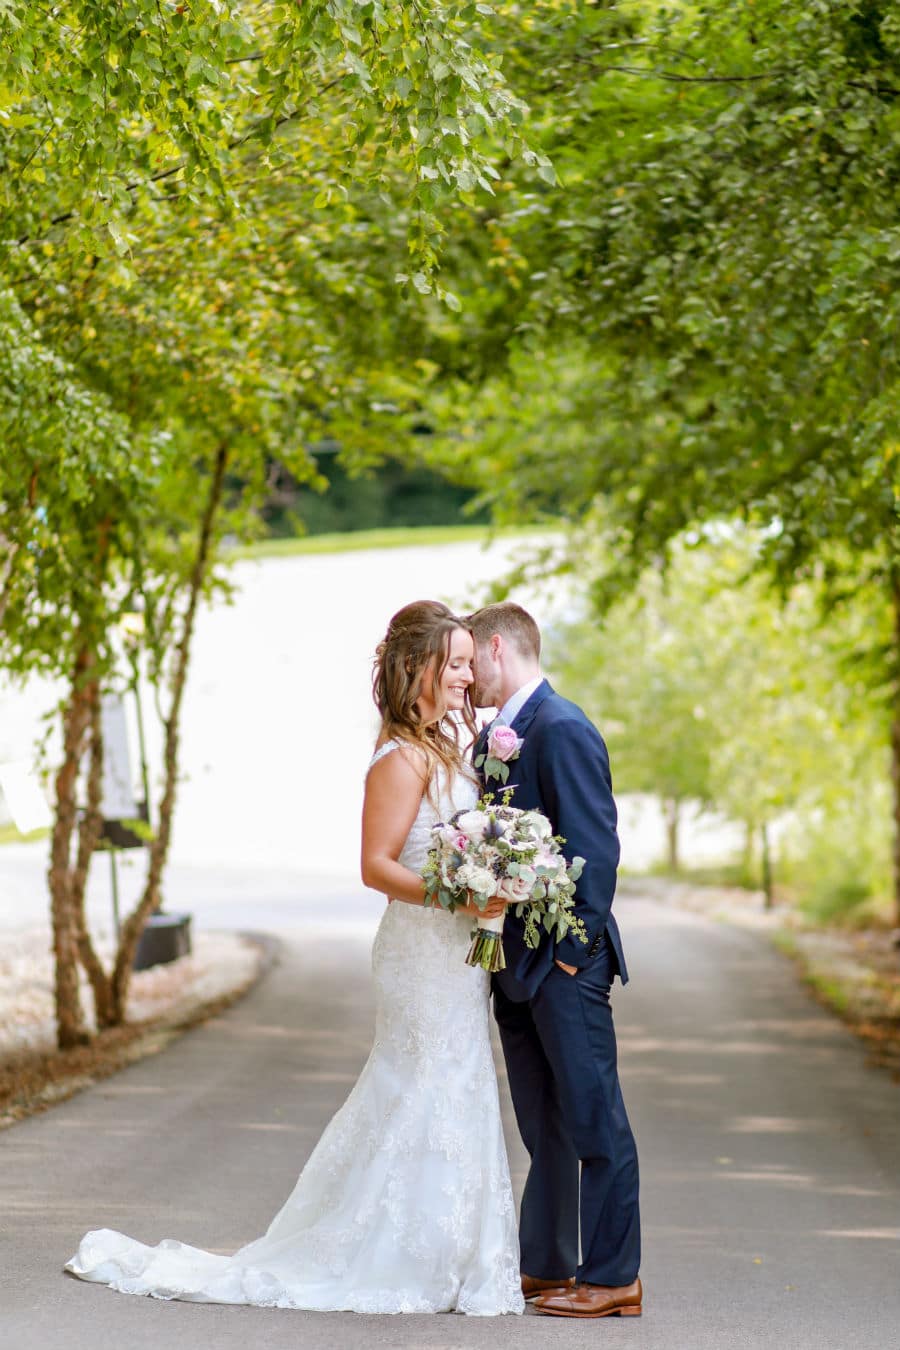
[361,749,506,917]
[361,747,432,905]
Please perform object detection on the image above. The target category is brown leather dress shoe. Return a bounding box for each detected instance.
[534,1277,643,1318]
[521,1273,576,1301]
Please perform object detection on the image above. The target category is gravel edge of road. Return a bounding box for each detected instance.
[0,931,281,1132]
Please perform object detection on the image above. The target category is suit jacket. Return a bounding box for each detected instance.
[476,679,627,1003]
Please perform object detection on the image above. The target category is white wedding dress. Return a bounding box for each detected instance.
[65,741,524,1316]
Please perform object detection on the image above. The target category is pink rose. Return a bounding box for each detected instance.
[454,833,469,852]
[488,725,522,763]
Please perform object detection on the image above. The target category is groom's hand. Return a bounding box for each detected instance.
[555,959,578,976]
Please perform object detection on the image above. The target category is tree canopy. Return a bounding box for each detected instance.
[423,1,900,599]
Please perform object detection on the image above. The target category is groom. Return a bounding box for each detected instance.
[468,601,642,1319]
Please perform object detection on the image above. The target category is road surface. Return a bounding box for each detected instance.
[2,889,898,1350]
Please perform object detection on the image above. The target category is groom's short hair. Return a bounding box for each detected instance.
[467,602,541,660]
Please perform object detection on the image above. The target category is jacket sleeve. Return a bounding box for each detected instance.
[535,715,620,969]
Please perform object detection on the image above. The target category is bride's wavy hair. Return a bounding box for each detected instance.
[372,600,477,791]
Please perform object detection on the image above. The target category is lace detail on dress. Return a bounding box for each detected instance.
[367,738,401,771]
[65,758,522,1317]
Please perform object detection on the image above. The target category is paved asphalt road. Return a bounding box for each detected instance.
[2,891,899,1350]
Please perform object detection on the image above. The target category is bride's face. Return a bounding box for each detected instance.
[416,628,474,722]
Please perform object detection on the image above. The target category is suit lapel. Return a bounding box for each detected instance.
[509,678,553,739]
[472,682,552,788]
[472,719,492,770]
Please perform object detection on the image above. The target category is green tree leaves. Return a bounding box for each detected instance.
[550,537,892,914]
[2,0,530,279]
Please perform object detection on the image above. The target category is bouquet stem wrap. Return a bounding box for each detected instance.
[466,911,506,973]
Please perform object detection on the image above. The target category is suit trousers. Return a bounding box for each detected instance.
[493,940,641,1286]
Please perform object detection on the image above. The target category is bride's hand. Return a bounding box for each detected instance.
[462,892,507,919]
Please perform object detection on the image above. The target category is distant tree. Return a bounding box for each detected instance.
[0,289,156,1045]
[550,539,890,910]
[552,573,716,871]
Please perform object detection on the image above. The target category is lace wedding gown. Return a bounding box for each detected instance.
[64,741,524,1316]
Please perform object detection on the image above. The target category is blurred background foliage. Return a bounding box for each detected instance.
[546,535,892,924]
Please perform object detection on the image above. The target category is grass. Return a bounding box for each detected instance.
[0,824,48,846]
[638,859,893,925]
[771,930,798,958]
[227,522,548,560]
[642,859,763,892]
[803,971,853,1017]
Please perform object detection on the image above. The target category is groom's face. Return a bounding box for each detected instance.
[472,638,502,709]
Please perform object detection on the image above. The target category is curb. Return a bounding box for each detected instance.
[0,930,282,1131]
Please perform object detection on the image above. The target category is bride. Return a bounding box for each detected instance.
[65,600,524,1317]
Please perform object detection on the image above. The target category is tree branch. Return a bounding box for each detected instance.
[16,67,356,246]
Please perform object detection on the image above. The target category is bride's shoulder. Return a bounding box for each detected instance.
[367,736,427,778]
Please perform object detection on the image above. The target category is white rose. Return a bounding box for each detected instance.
[457,862,496,897]
[521,811,553,841]
[455,810,488,842]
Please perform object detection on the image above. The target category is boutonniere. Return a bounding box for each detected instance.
[475,723,524,785]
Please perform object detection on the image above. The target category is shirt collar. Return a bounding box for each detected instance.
[498,675,544,729]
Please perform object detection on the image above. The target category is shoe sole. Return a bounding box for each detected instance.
[521,1279,576,1302]
[536,1304,642,1318]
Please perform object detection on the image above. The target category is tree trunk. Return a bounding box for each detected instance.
[47,648,95,1049]
[889,564,900,929]
[110,444,229,1021]
[760,820,774,910]
[663,796,680,871]
[73,686,116,1026]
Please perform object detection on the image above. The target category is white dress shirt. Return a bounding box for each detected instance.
[498,674,544,728]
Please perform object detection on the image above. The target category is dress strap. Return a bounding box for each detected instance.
[368,738,400,771]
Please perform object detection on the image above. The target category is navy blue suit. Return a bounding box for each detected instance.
[475,680,640,1286]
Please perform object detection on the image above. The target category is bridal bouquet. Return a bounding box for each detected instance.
[422,796,587,972]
